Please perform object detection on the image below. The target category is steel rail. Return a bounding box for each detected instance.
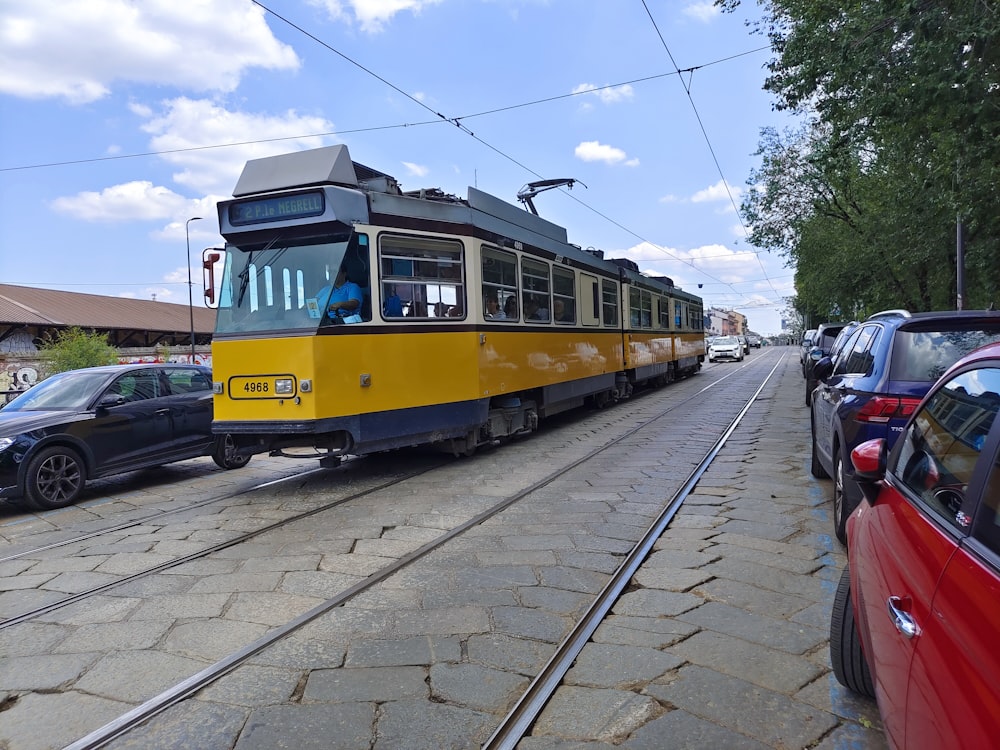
[63,353,777,749]
[482,355,785,749]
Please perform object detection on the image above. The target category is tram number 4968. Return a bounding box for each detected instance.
[243,381,269,393]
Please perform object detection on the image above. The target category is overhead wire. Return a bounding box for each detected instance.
[246,0,764,305]
[639,0,784,307]
[3,3,783,309]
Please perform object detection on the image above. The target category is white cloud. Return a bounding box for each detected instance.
[50,181,188,222]
[574,141,639,167]
[606,241,761,287]
[572,83,635,105]
[659,194,678,203]
[403,161,429,177]
[683,2,720,22]
[309,0,445,33]
[138,98,336,195]
[0,1,299,104]
[691,179,742,203]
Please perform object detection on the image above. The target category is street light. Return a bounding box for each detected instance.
[185,217,203,362]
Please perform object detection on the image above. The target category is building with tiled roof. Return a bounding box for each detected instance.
[0,284,216,351]
[0,285,218,398]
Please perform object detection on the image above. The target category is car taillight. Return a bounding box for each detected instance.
[855,395,922,423]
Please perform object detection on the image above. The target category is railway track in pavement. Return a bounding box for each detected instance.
[0,349,784,750]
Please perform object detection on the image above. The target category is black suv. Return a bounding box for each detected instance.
[804,322,858,406]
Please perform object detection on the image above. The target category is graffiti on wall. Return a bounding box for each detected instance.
[0,365,39,392]
[116,352,212,366]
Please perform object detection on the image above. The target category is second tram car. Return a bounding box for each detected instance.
[206,145,705,463]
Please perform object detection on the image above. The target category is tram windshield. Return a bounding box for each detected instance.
[215,232,371,333]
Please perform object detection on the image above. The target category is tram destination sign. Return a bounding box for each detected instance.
[229,191,325,226]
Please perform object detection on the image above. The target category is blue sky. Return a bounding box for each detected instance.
[0,0,800,334]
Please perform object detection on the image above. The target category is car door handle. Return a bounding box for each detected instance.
[156,408,170,415]
[887,596,919,638]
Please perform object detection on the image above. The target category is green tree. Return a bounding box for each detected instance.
[723,0,1000,313]
[40,327,118,375]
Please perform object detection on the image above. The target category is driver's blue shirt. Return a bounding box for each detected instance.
[324,280,363,318]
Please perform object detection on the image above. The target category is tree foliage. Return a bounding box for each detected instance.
[723,0,1000,320]
[40,327,119,375]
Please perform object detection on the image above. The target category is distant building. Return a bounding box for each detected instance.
[0,284,217,398]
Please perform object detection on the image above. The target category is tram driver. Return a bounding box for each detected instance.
[317,267,364,323]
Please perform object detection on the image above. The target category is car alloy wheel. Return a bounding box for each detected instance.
[833,449,849,545]
[25,446,86,510]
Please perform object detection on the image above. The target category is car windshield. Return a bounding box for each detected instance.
[714,336,737,345]
[2,370,112,411]
[892,328,1000,382]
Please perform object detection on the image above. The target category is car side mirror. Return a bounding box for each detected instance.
[812,356,833,381]
[851,438,886,505]
[98,394,125,410]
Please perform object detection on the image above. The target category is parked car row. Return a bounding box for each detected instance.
[0,364,250,511]
[807,309,1000,544]
[830,338,1000,750]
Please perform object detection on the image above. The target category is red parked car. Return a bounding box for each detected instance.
[830,341,1000,749]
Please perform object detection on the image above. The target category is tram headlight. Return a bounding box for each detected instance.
[274,378,294,395]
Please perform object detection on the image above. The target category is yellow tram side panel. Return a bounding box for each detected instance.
[478,329,624,397]
[624,331,705,369]
[624,332,672,368]
[675,331,707,360]
[213,327,628,424]
[212,332,483,422]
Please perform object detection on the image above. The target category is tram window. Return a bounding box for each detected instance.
[658,298,670,329]
[580,274,600,326]
[689,305,703,330]
[675,302,685,329]
[601,279,618,327]
[522,258,551,323]
[552,266,575,324]
[628,288,651,328]
[482,246,518,322]
[378,234,464,320]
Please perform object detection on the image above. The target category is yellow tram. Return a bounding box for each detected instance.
[206,145,705,463]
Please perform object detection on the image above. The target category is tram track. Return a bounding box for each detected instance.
[0,465,443,630]
[483,356,784,749]
[46,352,784,750]
[0,357,758,632]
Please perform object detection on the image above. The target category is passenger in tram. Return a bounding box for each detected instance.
[553,298,573,323]
[524,295,549,321]
[485,294,505,319]
[383,286,404,317]
[504,297,518,319]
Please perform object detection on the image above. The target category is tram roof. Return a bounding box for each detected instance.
[230,146,700,300]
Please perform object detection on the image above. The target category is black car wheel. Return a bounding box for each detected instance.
[810,423,828,479]
[212,434,251,470]
[833,449,851,545]
[830,565,875,697]
[24,445,87,510]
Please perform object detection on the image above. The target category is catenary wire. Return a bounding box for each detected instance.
[3,3,780,310]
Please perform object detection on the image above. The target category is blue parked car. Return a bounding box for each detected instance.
[810,309,1000,544]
